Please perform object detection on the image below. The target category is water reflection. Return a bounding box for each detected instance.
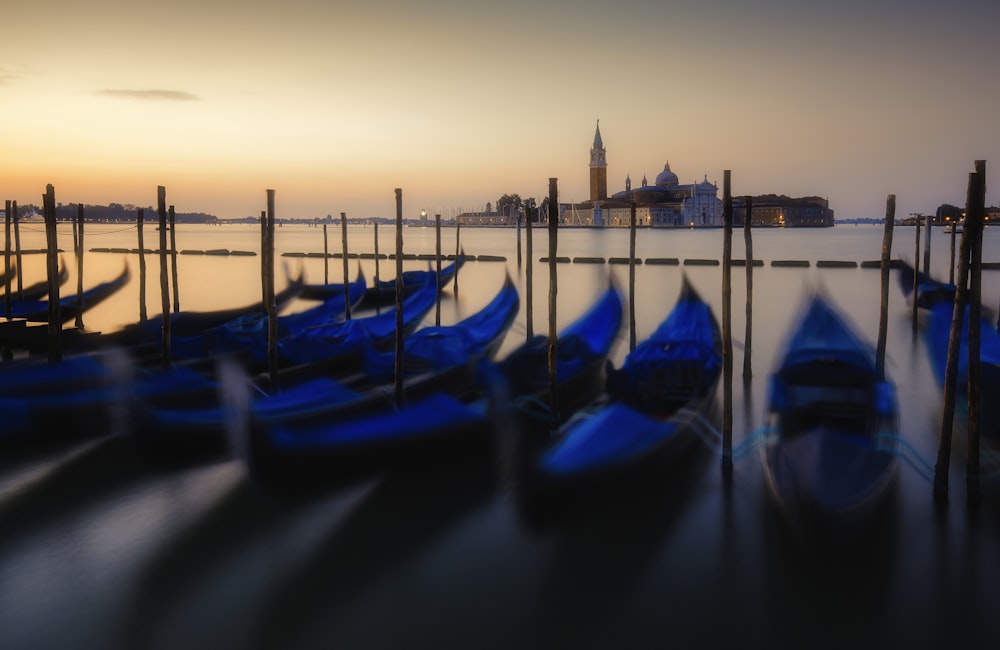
[1,224,999,648]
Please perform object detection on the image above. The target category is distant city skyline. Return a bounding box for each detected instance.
[3,1,998,222]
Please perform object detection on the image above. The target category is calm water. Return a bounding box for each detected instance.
[2,222,999,649]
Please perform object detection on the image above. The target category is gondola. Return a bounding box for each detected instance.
[299,255,465,308]
[4,261,130,324]
[242,279,624,489]
[104,265,308,349]
[895,260,957,311]
[505,275,721,510]
[762,292,899,532]
[1,257,69,302]
[125,274,520,465]
[895,261,999,439]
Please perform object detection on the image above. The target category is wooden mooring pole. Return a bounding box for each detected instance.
[394,188,404,406]
[435,213,442,326]
[75,204,85,330]
[912,216,921,330]
[526,203,534,340]
[629,200,637,352]
[260,210,268,306]
[374,222,381,314]
[341,212,351,320]
[516,212,522,268]
[966,160,986,506]
[43,184,61,363]
[547,178,559,426]
[265,190,278,389]
[157,187,171,370]
[876,195,895,377]
[721,170,733,471]
[323,223,329,284]
[4,200,11,320]
[949,219,957,285]
[742,196,754,379]
[169,205,180,312]
[934,171,977,501]
[13,201,23,299]
[922,213,932,275]
[454,223,460,297]
[137,208,148,322]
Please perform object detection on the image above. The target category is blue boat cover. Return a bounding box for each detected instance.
[776,295,877,377]
[539,402,680,476]
[277,272,439,366]
[363,275,518,382]
[607,282,721,409]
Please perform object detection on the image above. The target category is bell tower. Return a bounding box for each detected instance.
[589,120,607,202]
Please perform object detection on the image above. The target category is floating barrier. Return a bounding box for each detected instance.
[608,257,642,265]
[538,256,571,263]
[572,256,605,264]
[645,258,679,265]
[684,258,720,266]
[476,255,506,262]
[771,260,810,267]
[816,260,858,268]
[731,259,765,267]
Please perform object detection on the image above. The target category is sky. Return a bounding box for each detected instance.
[3,0,999,221]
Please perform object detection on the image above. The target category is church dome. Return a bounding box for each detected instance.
[655,162,679,187]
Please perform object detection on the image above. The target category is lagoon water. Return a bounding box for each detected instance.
[2,221,999,649]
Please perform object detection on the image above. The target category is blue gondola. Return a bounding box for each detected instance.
[300,255,465,309]
[505,275,721,510]
[762,293,899,531]
[243,279,624,489]
[125,274,519,465]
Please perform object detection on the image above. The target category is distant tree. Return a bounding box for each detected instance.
[936,203,963,223]
[496,194,522,218]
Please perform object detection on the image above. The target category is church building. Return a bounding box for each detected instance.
[562,121,724,228]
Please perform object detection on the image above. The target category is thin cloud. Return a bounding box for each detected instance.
[96,88,200,101]
[0,67,22,85]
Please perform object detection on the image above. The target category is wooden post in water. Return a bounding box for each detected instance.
[323,223,329,285]
[547,178,559,425]
[260,210,268,306]
[265,190,278,389]
[4,200,11,320]
[949,218,957,285]
[435,213,442,326]
[75,204,85,330]
[394,189,404,405]
[966,160,986,506]
[721,170,733,471]
[876,195,895,377]
[742,196,754,379]
[13,201,23,299]
[157,187,171,369]
[137,208,148,322]
[526,203,534,340]
[169,205,180,312]
[71,207,79,256]
[43,184,61,363]
[629,200,637,352]
[922,213,932,275]
[516,212,522,268]
[454,223,460,296]
[912,216,921,329]
[934,173,976,500]
[341,212,351,320]
[373,222,381,313]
